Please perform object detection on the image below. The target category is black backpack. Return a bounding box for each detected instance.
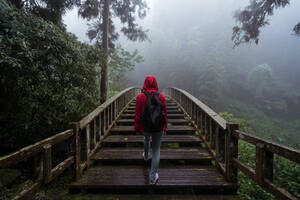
[142,90,165,132]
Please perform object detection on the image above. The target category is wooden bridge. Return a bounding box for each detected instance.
[1,87,299,200]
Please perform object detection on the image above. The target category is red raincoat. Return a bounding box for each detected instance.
[134,75,168,133]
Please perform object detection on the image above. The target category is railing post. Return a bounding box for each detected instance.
[99,113,102,141]
[33,152,43,181]
[86,123,91,168]
[71,122,81,180]
[225,123,239,183]
[43,144,52,184]
[93,118,97,145]
[256,143,274,185]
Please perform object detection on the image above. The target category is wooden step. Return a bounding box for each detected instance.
[91,148,212,163]
[69,165,238,194]
[132,99,175,103]
[127,106,179,110]
[129,103,176,107]
[116,119,189,126]
[110,125,195,135]
[123,110,182,114]
[120,114,185,119]
[67,194,241,200]
[103,135,201,145]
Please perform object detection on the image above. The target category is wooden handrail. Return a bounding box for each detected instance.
[234,130,300,164]
[0,129,73,168]
[233,130,300,200]
[72,87,139,179]
[164,87,237,182]
[78,87,136,129]
[165,87,226,129]
[0,129,74,200]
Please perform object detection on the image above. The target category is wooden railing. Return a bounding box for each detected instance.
[164,87,300,200]
[0,87,139,200]
[70,87,139,179]
[0,129,74,200]
[232,131,300,200]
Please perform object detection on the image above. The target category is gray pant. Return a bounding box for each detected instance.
[143,131,163,181]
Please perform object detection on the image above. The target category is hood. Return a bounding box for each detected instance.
[142,75,159,91]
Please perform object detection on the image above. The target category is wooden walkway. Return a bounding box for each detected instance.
[69,97,239,198]
[2,87,299,200]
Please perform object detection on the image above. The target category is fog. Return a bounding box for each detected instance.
[64,0,300,146]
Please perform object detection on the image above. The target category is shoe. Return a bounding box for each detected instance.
[150,173,159,185]
[142,152,149,161]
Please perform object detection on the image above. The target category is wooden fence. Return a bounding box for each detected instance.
[164,87,300,200]
[0,87,139,200]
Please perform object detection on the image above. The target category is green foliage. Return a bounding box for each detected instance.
[0,1,101,154]
[109,44,144,91]
[220,112,300,199]
[247,64,272,98]
[8,0,80,27]
[79,0,149,50]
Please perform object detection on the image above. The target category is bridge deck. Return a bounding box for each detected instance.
[69,97,239,198]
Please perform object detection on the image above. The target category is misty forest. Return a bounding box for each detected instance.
[0,0,300,200]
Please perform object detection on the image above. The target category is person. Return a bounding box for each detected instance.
[134,75,168,185]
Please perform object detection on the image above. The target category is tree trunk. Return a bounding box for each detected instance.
[100,0,110,103]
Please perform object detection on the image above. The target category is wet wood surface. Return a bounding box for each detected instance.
[103,135,201,144]
[92,147,212,161]
[116,119,189,125]
[110,125,195,134]
[69,165,237,190]
[69,97,238,197]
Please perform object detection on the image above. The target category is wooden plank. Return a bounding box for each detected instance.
[116,119,189,126]
[51,156,74,181]
[120,114,185,119]
[263,179,299,200]
[109,125,195,135]
[0,129,73,168]
[69,166,237,190]
[103,135,202,144]
[233,130,300,164]
[232,158,255,180]
[92,148,212,161]
[127,106,179,110]
[123,110,181,114]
